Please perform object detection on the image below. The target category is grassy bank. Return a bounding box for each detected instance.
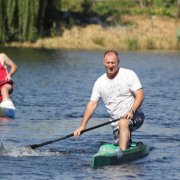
[4,15,180,51]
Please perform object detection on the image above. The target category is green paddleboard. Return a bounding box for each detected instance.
[92,142,149,169]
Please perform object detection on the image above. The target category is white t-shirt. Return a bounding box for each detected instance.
[90,68,142,120]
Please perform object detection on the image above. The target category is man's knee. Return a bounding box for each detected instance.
[119,118,129,129]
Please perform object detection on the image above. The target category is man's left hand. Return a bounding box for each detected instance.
[124,111,134,119]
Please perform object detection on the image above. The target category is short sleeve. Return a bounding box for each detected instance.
[129,70,142,92]
[90,81,101,102]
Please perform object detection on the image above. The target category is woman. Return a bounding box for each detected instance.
[0,52,17,109]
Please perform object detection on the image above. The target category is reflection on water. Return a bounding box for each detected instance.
[0,48,179,179]
[0,117,14,134]
[0,117,12,124]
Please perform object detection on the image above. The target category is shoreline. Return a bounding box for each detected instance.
[3,15,180,51]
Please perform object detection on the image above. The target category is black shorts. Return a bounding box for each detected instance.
[112,111,145,144]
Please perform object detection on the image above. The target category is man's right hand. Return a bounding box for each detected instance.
[74,125,85,137]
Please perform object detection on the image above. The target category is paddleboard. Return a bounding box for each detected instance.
[0,99,15,118]
[92,142,149,169]
[0,107,15,118]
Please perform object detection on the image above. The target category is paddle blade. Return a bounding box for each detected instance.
[28,144,40,150]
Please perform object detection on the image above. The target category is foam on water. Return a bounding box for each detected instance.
[0,140,66,157]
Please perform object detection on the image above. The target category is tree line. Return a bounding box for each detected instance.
[0,0,179,43]
[0,0,61,42]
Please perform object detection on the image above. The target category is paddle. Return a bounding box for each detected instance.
[28,118,120,150]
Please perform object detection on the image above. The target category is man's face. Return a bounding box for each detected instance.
[103,53,119,78]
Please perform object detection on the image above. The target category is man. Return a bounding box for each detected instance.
[0,52,17,109]
[74,50,144,151]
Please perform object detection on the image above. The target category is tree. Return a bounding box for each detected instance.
[0,0,61,42]
[178,0,180,18]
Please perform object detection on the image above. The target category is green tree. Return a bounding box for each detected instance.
[0,0,61,42]
[178,0,180,17]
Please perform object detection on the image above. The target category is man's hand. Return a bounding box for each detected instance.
[124,110,134,120]
[74,125,85,137]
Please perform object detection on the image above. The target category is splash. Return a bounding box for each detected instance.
[0,138,90,157]
[0,139,65,157]
[0,140,40,157]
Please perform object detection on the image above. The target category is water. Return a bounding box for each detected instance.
[0,48,179,180]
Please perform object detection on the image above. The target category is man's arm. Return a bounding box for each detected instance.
[124,88,144,119]
[74,100,98,136]
[131,88,144,112]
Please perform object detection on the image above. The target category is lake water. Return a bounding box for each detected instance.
[0,48,179,180]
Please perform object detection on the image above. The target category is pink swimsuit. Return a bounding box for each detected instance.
[0,63,13,102]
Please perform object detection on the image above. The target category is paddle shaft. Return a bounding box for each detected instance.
[29,118,120,150]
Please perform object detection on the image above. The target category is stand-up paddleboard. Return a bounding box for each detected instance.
[0,107,15,118]
[0,99,15,118]
[92,142,149,169]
